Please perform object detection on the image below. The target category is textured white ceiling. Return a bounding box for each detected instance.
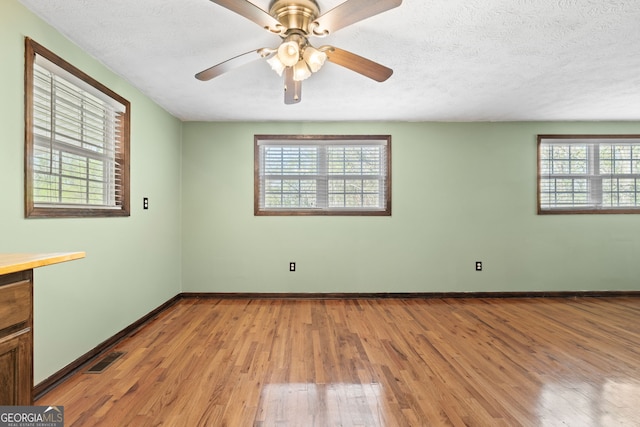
[17,0,640,122]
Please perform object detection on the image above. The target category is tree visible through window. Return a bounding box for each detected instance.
[538,135,640,214]
[255,135,391,216]
[24,38,130,218]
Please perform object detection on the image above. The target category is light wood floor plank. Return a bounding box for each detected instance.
[37,297,640,426]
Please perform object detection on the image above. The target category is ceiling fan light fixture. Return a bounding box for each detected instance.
[293,60,312,81]
[277,40,300,67]
[302,45,327,73]
[267,54,286,76]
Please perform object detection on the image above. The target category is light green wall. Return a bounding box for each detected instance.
[182,121,640,293]
[0,1,182,383]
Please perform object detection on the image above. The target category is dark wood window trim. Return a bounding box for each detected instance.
[24,37,130,218]
[255,135,392,216]
[538,134,640,214]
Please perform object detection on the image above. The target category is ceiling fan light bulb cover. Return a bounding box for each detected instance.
[293,61,312,81]
[267,55,285,76]
[303,46,326,73]
[277,41,300,67]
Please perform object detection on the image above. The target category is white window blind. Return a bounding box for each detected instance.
[256,136,391,215]
[538,136,640,213]
[31,53,126,210]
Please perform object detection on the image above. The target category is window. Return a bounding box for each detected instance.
[538,135,640,214]
[255,135,391,216]
[24,38,130,218]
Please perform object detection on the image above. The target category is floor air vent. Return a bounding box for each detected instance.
[86,351,125,373]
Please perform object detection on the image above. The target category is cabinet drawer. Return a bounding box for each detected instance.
[0,280,31,331]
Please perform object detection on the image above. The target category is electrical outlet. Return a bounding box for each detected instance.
[476,261,482,271]
[289,262,296,272]
[143,197,149,210]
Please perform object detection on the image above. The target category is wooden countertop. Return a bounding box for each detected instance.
[0,252,85,275]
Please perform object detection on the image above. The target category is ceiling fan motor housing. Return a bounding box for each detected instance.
[269,0,320,35]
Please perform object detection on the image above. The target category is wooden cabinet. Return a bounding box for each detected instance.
[0,253,84,406]
[0,271,34,405]
[0,327,32,405]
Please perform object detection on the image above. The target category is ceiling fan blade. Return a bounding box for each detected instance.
[324,47,393,82]
[195,50,266,81]
[311,0,402,36]
[209,0,284,34]
[284,67,301,104]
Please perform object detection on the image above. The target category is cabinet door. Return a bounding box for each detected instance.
[0,329,33,405]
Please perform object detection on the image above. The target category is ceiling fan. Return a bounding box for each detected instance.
[195,0,402,104]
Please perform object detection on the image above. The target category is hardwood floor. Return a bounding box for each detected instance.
[36,297,640,426]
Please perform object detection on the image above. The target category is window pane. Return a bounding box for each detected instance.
[264,147,317,175]
[328,180,344,192]
[328,178,383,209]
[602,178,638,207]
[264,179,317,208]
[327,146,382,176]
[345,194,363,207]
